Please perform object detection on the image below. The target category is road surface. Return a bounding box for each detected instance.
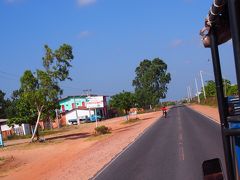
[93,106,226,180]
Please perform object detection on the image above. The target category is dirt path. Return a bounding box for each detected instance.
[0,111,162,180]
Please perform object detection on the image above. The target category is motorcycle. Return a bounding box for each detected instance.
[163,110,167,118]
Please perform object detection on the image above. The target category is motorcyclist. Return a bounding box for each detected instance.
[161,106,167,118]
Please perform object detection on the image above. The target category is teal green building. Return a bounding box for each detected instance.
[59,95,108,118]
[59,96,87,112]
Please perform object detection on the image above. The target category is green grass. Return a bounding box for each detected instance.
[5,134,32,141]
[39,128,69,136]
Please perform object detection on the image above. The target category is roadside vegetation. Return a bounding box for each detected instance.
[0,157,5,162]
[189,79,238,107]
[94,125,111,135]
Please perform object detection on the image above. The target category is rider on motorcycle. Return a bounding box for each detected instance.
[161,106,167,118]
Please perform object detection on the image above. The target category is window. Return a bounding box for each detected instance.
[82,102,85,107]
[72,103,76,109]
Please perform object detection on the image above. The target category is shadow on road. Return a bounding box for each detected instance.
[114,123,141,133]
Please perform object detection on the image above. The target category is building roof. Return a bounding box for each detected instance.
[0,119,7,123]
[58,94,107,102]
[0,119,7,125]
[61,107,92,115]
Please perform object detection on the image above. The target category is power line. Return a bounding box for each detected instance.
[0,69,20,81]
[0,74,18,81]
[0,70,19,77]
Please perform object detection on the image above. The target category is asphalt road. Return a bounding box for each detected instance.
[93,106,226,180]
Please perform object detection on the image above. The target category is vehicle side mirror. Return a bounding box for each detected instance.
[202,158,224,180]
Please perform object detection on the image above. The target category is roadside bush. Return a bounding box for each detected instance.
[95,125,111,135]
[200,97,218,107]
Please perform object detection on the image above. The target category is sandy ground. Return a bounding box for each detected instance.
[0,111,162,180]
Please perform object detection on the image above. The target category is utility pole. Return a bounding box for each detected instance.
[83,89,92,96]
[0,107,4,147]
[95,108,98,128]
[195,78,200,103]
[187,87,190,102]
[55,109,60,128]
[84,89,92,121]
[187,86,192,102]
[223,79,227,97]
[73,96,80,125]
[0,126,3,147]
[189,86,192,100]
[200,70,207,99]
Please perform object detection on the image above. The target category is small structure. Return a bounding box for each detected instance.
[0,119,6,146]
[64,108,94,125]
[0,119,31,139]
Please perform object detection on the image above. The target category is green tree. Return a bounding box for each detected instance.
[227,84,238,96]
[5,90,22,121]
[204,80,217,97]
[0,90,7,119]
[132,58,171,109]
[109,91,136,118]
[9,44,74,142]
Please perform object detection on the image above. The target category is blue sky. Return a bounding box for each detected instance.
[0,0,236,101]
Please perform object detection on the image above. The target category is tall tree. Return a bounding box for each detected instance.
[5,90,21,121]
[8,44,74,142]
[223,79,231,96]
[132,58,171,109]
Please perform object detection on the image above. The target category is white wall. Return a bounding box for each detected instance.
[66,109,94,125]
[1,123,31,135]
[22,124,31,135]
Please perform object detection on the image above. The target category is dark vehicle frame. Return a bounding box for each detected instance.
[200,0,240,179]
[68,119,78,125]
